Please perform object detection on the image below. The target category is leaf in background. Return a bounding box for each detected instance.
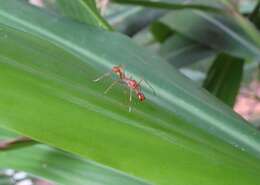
[0,137,34,151]
[104,4,166,37]
[159,34,216,68]
[0,128,17,139]
[150,22,173,42]
[239,0,258,14]
[105,4,143,25]
[158,10,260,60]
[112,0,224,11]
[203,54,244,107]
[1,146,149,185]
[220,0,260,48]
[1,1,260,185]
[249,1,260,30]
[0,128,147,185]
[54,0,112,30]
[0,175,12,185]
[120,9,165,37]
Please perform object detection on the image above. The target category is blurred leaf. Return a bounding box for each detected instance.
[112,0,224,11]
[203,54,244,107]
[0,137,35,151]
[0,175,12,185]
[158,10,260,60]
[0,128,147,185]
[150,22,172,42]
[159,34,216,68]
[1,146,147,185]
[179,68,206,83]
[249,1,260,29]
[215,0,260,46]
[0,128,16,139]
[0,119,34,151]
[106,5,143,28]
[122,10,165,36]
[53,0,111,30]
[239,0,259,14]
[1,1,260,185]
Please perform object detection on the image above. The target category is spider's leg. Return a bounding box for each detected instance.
[104,79,121,94]
[138,78,156,95]
[128,88,133,112]
[93,71,111,82]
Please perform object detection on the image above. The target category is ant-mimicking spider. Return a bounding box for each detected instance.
[93,65,154,112]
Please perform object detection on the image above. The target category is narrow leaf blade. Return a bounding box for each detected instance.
[203,54,244,107]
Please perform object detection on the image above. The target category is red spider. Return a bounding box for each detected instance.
[93,65,154,112]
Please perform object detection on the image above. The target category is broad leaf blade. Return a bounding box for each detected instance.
[0,1,260,185]
[203,54,244,107]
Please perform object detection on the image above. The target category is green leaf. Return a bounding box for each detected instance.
[0,127,17,139]
[158,10,260,60]
[249,2,260,30]
[150,22,173,42]
[239,0,257,14]
[1,146,149,185]
[115,9,165,36]
[0,176,12,185]
[203,54,244,107]
[51,0,112,30]
[159,34,216,68]
[1,1,260,184]
[219,0,260,47]
[112,0,224,11]
[0,128,148,185]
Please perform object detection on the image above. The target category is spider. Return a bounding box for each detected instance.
[93,65,154,112]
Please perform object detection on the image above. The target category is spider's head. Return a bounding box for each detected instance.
[112,66,123,76]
